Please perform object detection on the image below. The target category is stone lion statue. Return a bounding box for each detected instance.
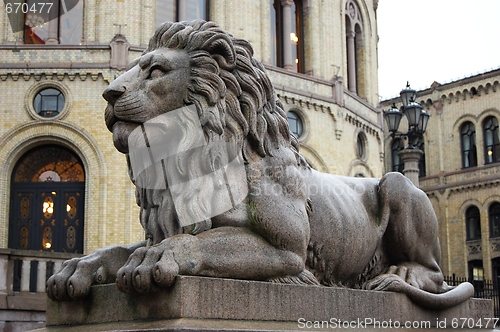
[47,20,473,309]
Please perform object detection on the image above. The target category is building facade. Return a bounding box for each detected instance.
[381,69,500,283]
[0,0,382,329]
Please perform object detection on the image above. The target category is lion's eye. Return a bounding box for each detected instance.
[148,67,164,79]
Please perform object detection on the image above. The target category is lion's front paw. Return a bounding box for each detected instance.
[46,246,135,301]
[46,257,108,300]
[116,245,180,294]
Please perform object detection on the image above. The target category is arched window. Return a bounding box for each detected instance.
[489,202,500,238]
[156,0,209,27]
[9,145,85,253]
[460,122,477,168]
[345,0,365,97]
[271,0,305,73]
[466,206,481,241]
[287,111,303,138]
[483,116,500,164]
[391,138,404,173]
[357,132,367,159]
[24,0,83,45]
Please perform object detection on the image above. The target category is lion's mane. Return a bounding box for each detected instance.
[137,20,304,241]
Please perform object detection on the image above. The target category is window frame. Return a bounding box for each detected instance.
[489,202,500,238]
[271,0,305,73]
[33,88,65,118]
[460,121,478,168]
[26,82,71,121]
[391,138,404,173]
[466,206,481,241]
[356,131,367,160]
[483,116,500,164]
[287,110,303,138]
[23,0,84,45]
[156,0,209,27]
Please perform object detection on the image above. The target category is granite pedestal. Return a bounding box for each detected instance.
[38,276,495,331]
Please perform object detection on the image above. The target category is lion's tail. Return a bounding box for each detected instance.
[268,269,321,286]
[401,282,474,310]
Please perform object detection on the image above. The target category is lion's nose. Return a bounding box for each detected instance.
[102,85,126,104]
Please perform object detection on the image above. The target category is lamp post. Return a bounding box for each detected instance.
[384,83,430,187]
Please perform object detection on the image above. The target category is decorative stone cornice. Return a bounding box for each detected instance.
[0,71,103,82]
[277,93,332,115]
[345,113,381,139]
[423,176,500,196]
[380,68,500,108]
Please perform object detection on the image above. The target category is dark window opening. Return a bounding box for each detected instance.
[461,122,477,168]
[490,202,500,238]
[466,206,481,241]
[483,116,500,164]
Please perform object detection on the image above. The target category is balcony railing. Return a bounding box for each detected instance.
[0,249,81,311]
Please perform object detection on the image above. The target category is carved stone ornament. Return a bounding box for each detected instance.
[47,20,473,310]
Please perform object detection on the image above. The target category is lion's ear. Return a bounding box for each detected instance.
[202,35,236,71]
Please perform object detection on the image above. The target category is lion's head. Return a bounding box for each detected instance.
[103,20,302,240]
[104,19,297,158]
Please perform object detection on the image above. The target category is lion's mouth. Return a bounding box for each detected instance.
[105,103,141,154]
[112,121,141,153]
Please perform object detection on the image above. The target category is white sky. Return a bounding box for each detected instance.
[377,0,500,100]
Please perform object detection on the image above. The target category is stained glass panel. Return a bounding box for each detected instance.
[66,226,76,249]
[66,195,77,219]
[20,196,30,219]
[42,195,54,219]
[13,145,84,183]
[20,226,29,249]
[42,226,52,249]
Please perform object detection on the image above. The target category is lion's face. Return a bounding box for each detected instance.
[103,48,191,153]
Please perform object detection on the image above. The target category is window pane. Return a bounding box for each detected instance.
[357,134,365,159]
[466,206,481,240]
[157,0,176,26]
[490,203,500,238]
[484,117,499,163]
[461,122,477,168]
[42,94,58,108]
[290,1,298,71]
[391,139,404,173]
[59,0,83,44]
[186,0,207,21]
[287,111,303,138]
[24,0,48,44]
[270,0,277,66]
[34,88,65,118]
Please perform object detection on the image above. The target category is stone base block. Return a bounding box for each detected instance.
[40,276,494,331]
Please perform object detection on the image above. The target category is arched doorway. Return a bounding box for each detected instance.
[9,145,85,253]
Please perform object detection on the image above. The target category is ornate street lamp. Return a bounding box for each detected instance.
[385,82,429,148]
[384,82,430,187]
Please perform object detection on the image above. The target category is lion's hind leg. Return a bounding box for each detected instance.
[377,172,445,291]
[364,263,447,293]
